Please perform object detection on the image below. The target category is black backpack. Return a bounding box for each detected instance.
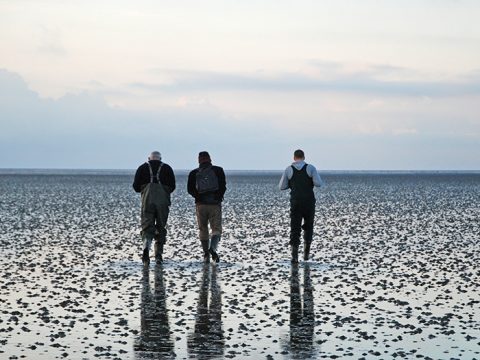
[196,166,219,194]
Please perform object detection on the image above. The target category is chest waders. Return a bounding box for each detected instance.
[141,162,170,266]
[288,164,315,263]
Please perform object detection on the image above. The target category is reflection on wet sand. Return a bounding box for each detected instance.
[134,266,175,358]
[188,265,224,359]
[284,263,316,359]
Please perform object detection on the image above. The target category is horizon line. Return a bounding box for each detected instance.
[1,168,479,173]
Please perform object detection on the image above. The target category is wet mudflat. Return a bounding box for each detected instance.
[0,171,479,359]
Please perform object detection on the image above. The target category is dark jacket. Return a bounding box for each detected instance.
[133,160,176,194]
[187,163,226,205]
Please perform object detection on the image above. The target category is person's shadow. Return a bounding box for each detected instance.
[187,264,224,359]
[284,263,316,359]
[134,266,175,358]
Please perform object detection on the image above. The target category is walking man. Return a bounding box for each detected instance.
[188,151,226,263]
[133,151,176,266]
[279,149,323,263]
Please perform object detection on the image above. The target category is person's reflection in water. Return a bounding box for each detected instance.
[286,263,316,359]
[134,266,175,358]
[187,264,224,359]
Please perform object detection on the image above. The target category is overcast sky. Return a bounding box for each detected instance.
[1,0,479,170]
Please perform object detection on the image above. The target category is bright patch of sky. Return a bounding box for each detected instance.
[0,0,479,169]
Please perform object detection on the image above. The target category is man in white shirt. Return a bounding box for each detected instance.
[279,149,323,263]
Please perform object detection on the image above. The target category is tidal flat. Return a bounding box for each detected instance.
[0,172,479,359]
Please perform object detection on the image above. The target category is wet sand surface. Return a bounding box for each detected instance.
[1,172,479,359]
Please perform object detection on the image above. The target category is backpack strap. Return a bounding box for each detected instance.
[291,163,308,173]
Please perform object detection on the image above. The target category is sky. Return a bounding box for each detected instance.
[0,0,479,170]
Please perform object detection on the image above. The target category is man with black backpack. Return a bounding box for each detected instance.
[279,149,323,263]
[133,151,176,266]
[187,151,227,263]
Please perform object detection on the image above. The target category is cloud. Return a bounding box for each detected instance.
[392,128,418,136]
[1,69,479,170]
[37,43,67,56]
[0,69,283,169]
[133,65,480,97]
[37,26,67,56]
[0,70,38,100]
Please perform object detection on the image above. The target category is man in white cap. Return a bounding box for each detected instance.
[133,151,176,266]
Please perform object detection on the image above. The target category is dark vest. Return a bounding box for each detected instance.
[288,164,315,204]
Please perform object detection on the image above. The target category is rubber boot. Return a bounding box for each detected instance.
[291,244,299,264]
[154,240,164,263]
[304,241,311,261]
[142,237,152,266]
[209,235,221,263]
[201,239,210,263]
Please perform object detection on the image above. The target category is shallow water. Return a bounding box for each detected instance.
[0,172,479,359]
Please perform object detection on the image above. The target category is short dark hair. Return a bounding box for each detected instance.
[198,151,211,164]
[294,149,305,159]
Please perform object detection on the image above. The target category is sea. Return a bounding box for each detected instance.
[0,170,479,359]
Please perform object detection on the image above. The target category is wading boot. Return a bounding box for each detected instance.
[304,241,311,261]
[154,240,164,263]
[209,235,221,263]
[291,245,299,264]
[142,248,150,266]
[142,237,152,267]
[201,239,210,263]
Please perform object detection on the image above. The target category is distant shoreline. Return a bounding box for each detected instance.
[0,169,479,176]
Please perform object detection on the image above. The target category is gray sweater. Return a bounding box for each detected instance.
[278,160,323,190]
